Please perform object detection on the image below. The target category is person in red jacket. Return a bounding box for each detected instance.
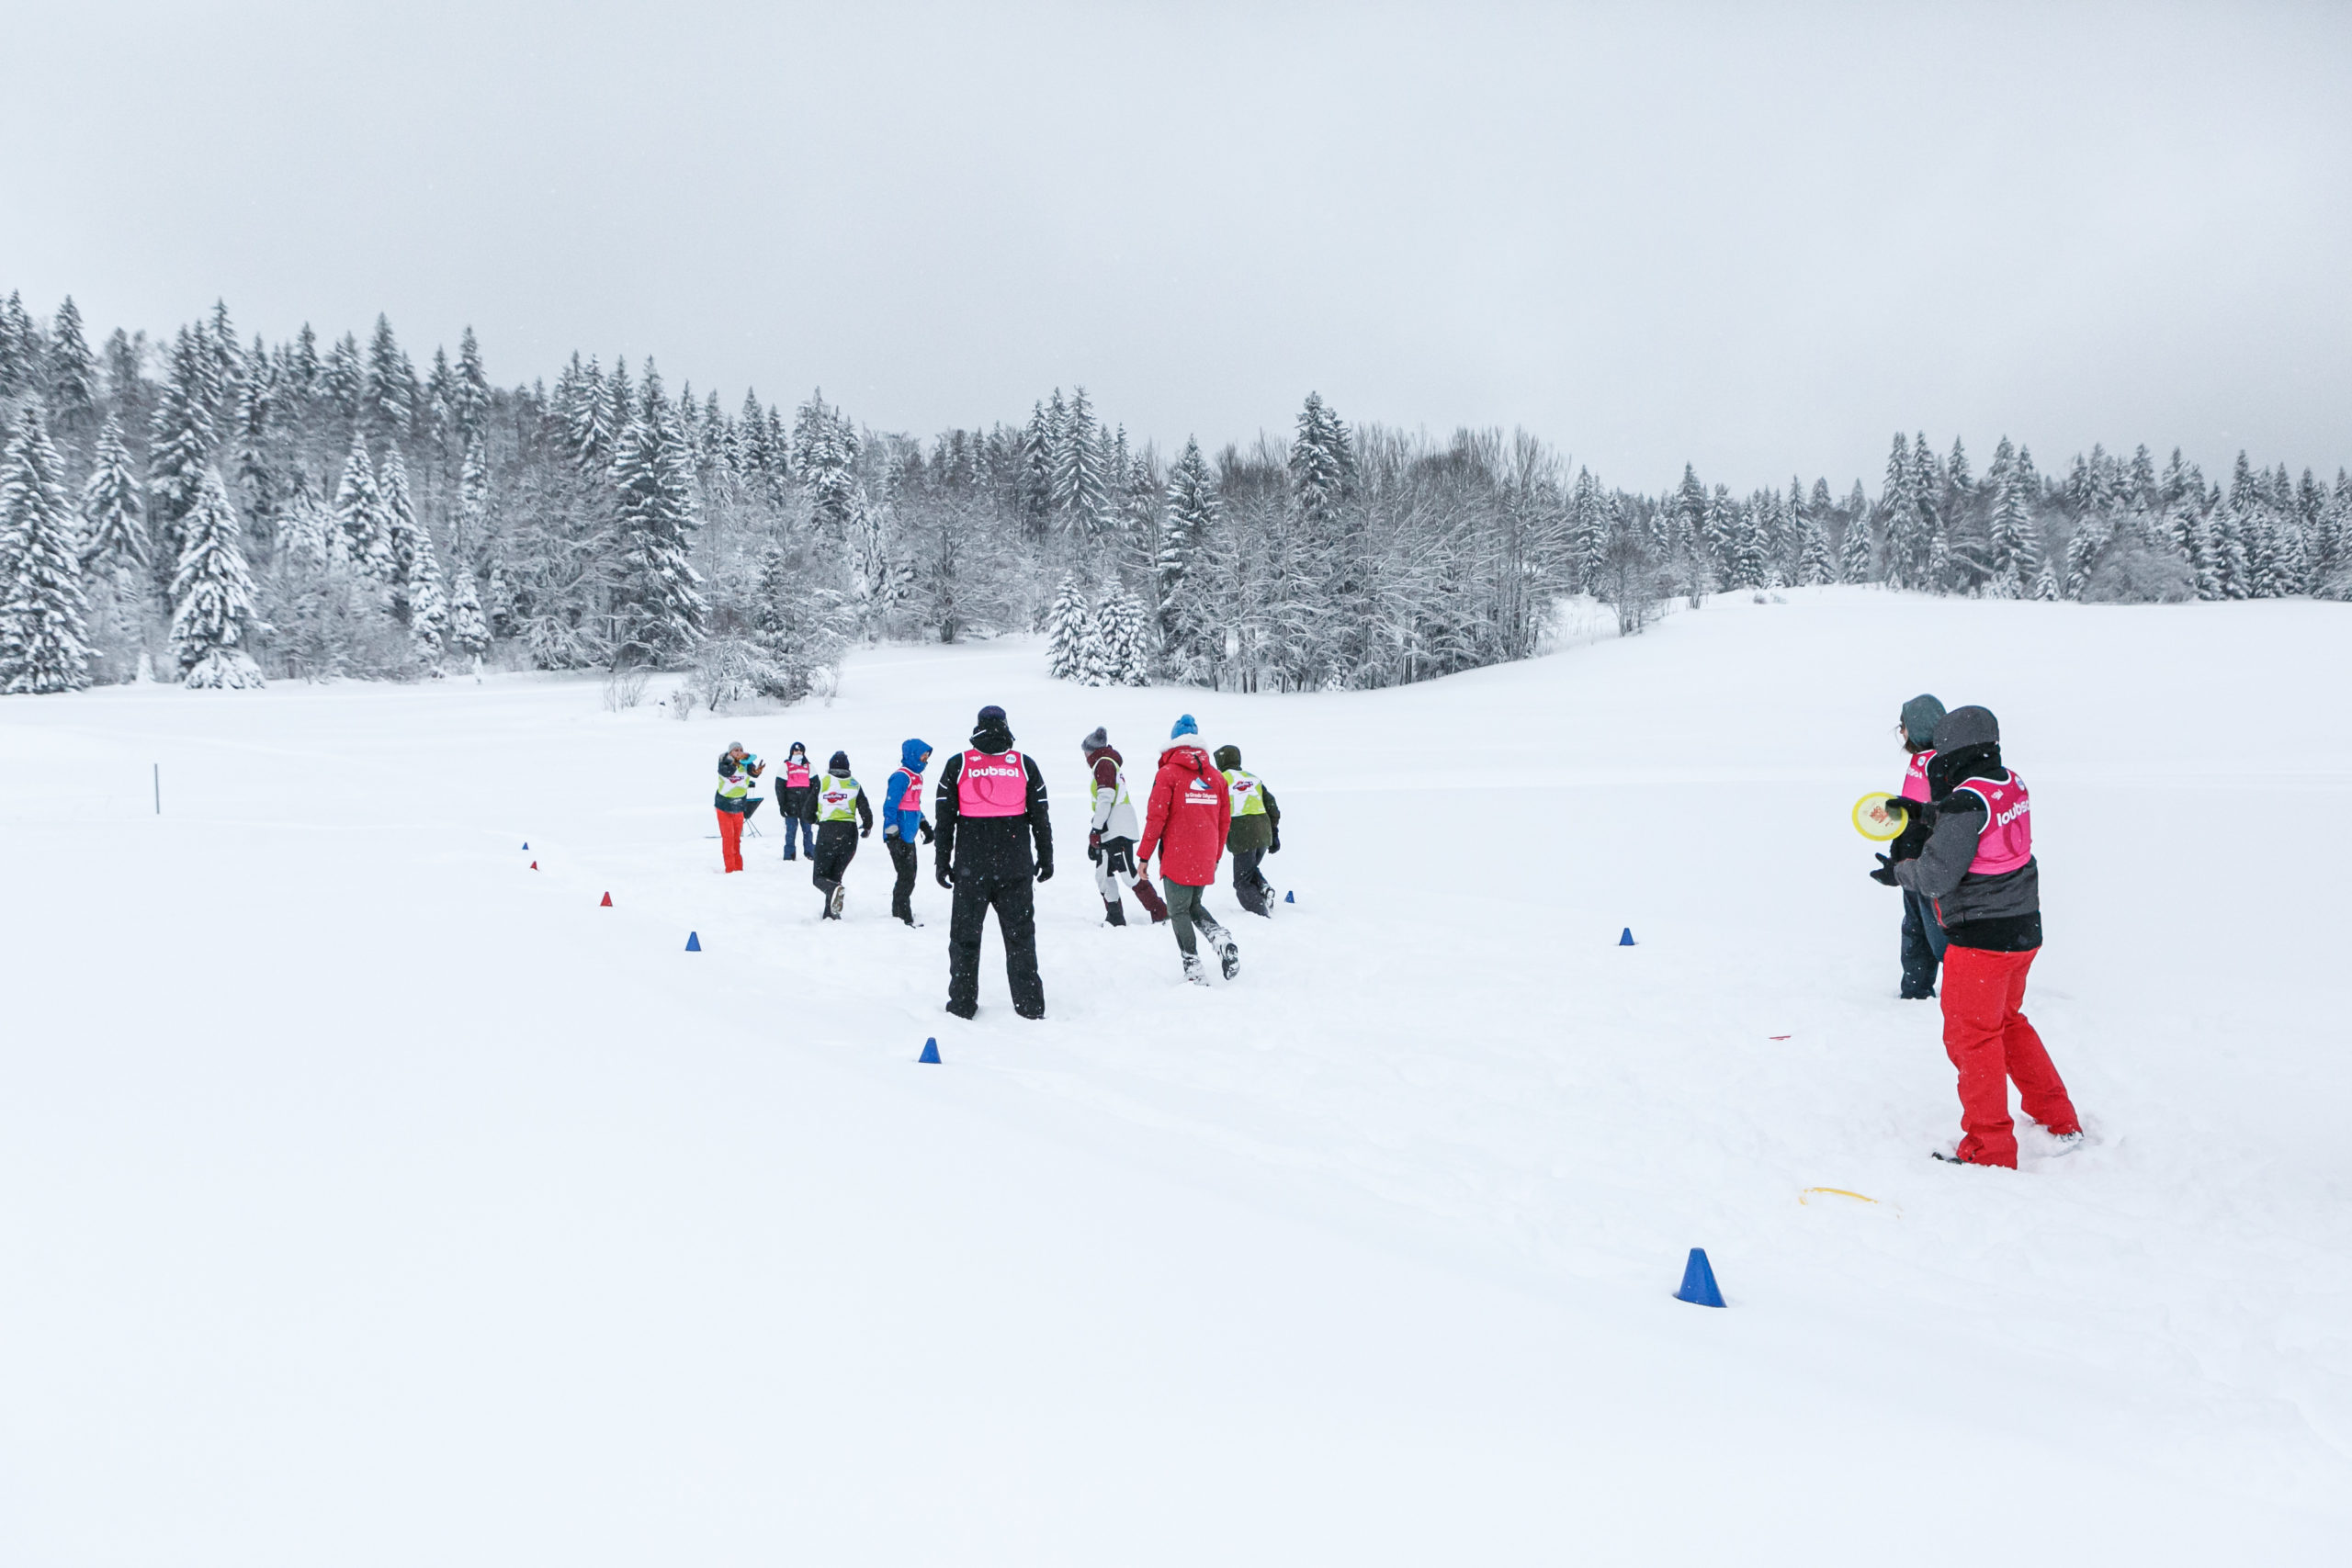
[1136,713,1238,985]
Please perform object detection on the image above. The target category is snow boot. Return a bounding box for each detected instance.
[944,998,977,1020]
[899,914,924,930]
[1182,954,1210,987]
[1103,898,1127,927]
[1198,919,1239,980]
[827,884,847,919]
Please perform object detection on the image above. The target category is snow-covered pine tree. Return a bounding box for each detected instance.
[379,443,429,618]
[1838,501,1876,583]
[1698,485,1737,594]
[1046,574,1089,679]
[364,314,414,439]
[1076,593,1113,686]
[409,559,450,671]
[1878,434,1922,589]
[609,361,706,665]
[1288,392,1354,526]
[567,355,615,468]
[447,560,490,664]
[2061,505,2109,601]
[1050,387,1110,533]
[169,467,265,688]
[454,326,492,441]
[147,328,218,582]
[796,390,862,536]
[1110,585,1151,685]
[334,434,393,584]
[1988,457,2038,598]
[1729,494,1771,589]
[454,434,492,564]
[79,416,148,577]
[2029,558,2059,601]
[47,297,99,426]
[1794,507,1835,586]
[0,406,94,694]
[0,291,36,394]
[230,335,277,521]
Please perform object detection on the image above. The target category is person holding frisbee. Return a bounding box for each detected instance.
[1875,693,1948,998]
[1886,704,2084,1168]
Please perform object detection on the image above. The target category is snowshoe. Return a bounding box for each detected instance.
[1182,954,1211,987]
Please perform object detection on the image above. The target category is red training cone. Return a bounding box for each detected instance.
[530,861,538,870]
[600,891,613,907]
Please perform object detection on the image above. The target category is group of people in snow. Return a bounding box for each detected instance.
[710,706,1285,1018]
[1870,695,2085,1169]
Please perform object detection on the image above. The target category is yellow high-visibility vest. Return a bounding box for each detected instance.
[817,776,863,822]
[1223,768,1266,817]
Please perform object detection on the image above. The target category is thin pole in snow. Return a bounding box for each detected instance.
[154,763,161,815]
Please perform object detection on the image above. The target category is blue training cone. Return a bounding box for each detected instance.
[1620,927,1636,946]
[684,931,702,952]
[521,841,529,850]
[919,1037,941,1065]
[1284,890,1295,904]
[1675,1247,1726,1308]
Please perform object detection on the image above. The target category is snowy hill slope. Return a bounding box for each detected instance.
[4,588,2348,1564]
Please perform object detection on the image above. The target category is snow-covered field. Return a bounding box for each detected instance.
[5,588,2347,1564]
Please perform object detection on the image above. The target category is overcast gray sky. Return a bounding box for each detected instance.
[3,1,2346,491]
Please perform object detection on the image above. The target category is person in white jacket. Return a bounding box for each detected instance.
[1081,727,1169,927]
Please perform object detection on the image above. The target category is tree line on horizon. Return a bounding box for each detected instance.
[1,286,2346,699]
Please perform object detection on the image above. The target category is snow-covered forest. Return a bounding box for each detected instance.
[2,288,2347,700]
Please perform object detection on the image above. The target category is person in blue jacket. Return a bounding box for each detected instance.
[881,738,936,927]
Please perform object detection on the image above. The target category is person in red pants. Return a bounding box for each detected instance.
[1883,705,2083,1168]
[714,740,763,874]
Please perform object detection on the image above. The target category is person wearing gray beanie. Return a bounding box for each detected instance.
[1883,694,1950,998]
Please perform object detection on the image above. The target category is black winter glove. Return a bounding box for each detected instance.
[919,822,934,845]
[860,823,872,839]
[1869,852,1900,886]
[1269,833,1282,854]
[1087,840,1102,864]
[1036,861,1055,883]
[935,864,955,889]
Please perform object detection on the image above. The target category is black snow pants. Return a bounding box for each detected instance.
[887,836,921,923]
[811,820,859,913]
[947,872,1045,1019]
[1899,887,1948,998]
[1229,847,1273,917]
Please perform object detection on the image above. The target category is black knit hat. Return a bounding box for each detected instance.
[828,750,851,773]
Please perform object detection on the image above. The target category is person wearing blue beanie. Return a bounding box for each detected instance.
[1170,714,1199,740]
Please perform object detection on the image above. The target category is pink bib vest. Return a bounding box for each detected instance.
[1900,749,1935,803]
[956,748,1027,818]
[786,762,811,789]
[1954,770,2032,875]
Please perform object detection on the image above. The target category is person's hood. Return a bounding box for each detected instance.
[899,738,933,773]
[1159,741,1216,776]
[1924,705,2001,798]
[1090,744,1124,770]
[1899,694,1946,751]
[786,743,808,762]
[1212,744,1242,772]
[828,750,852,776]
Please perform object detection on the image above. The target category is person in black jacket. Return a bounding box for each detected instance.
[775,741,818,862]
[1883,705,2083,1168]
[807,750,873,920]
[933,705,1052,1020]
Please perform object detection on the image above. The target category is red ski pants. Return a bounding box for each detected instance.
[717,807,745,874]
[1939,945,2079,1168]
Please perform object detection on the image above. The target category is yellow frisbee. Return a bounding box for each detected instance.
[1852,793,1908,841]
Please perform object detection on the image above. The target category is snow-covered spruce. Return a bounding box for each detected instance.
[169,466,265,688]
[0,404,93,694]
